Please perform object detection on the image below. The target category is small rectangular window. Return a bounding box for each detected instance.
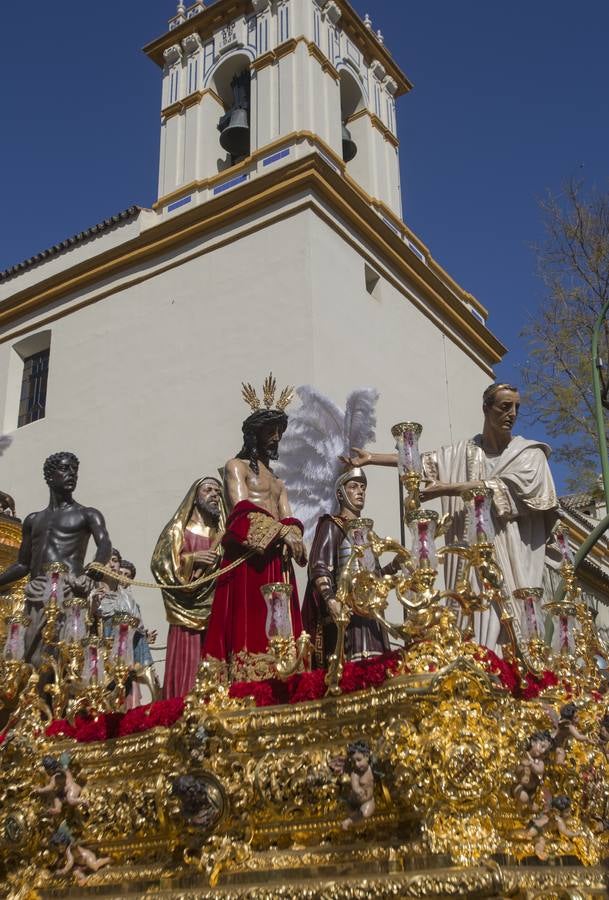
[365,263,382,300]
[18,348,49,428]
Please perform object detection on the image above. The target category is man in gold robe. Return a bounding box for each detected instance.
[151,477,225,698]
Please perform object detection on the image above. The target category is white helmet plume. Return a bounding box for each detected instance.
[275,386,379,543]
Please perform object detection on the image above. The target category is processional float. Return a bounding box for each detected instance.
[0,422,608,898]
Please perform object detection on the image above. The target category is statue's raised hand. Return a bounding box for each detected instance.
[339,447,372,468]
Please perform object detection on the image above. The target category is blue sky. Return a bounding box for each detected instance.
[1,1,608,489]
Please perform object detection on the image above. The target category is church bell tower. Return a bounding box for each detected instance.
[145,0,410,220]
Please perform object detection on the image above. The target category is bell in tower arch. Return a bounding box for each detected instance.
[217,71,251,160]
[342,123,358,163]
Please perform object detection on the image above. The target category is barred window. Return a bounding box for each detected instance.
[18,348,50,428]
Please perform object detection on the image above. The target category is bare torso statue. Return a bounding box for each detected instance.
[0,452,111,665]
[0,453,111,585]
[225,456,290,519]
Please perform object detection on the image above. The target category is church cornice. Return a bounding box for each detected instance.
[143,0,412,97]
[0,151,503,370]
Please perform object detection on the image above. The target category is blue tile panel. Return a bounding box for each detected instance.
[317,150,341,173]
[167,195,192,212]
[382,216,401,237]
[469,306,486,324]
[213,173,249,195]
[262,148,290,167]
[405,239,426,263]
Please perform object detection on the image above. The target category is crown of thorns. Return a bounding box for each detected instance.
[241,373,294,413]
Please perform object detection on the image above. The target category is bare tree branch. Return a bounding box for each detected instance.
[521,180,609,490]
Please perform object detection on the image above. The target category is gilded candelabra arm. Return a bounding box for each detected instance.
[437,544,469,562]
[442,541,504,592]
[65,682,115,725]
[41,595,61,648]
[324,605,351,697]
[401,470,421,513]
[107,659,131,710]
[392,571,438,613]
[368,534,413,576]
[6,671,53,738]
[37,654,68,720]
[0,658,33,708]
[267,631,313,679]
[324,546,361,697]
[435,513,453,538]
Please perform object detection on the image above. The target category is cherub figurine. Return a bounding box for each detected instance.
[33,754,86,816]
[522,795,581,860]
[331,740,376,830]
[513,730,553,807]
[549,703,594,764]
[50,824,111,886]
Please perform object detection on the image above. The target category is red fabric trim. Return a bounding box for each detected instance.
[203,501,304,663]
[163,625,204,699]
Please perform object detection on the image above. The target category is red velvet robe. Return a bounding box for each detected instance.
[162,530,212,699]
[202,500,303,682]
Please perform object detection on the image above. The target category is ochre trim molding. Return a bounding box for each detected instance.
[250,36,339,82]
[0,154,504,364]
[308,43,340,82]
[153,130,347,210]
[346,108,399,148]
[274,37,299,61]
[251,51,275,72]
[0,198,497,378]
[161,87,225,121]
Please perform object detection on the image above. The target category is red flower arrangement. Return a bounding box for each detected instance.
[228,651,402,707]
[481,648,559,699]
[45,698,185,744]
[39,645,591,747]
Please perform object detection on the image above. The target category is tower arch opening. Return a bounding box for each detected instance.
[211,53,252,168]
[339,68,365,164]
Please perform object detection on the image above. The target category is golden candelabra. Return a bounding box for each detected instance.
[260,583,312,679]
[391,421,423,512]
[0,573,138,725]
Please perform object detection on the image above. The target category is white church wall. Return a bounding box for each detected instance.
[0,196,495,675]
[306,212,489,543]
[0,213,316,675]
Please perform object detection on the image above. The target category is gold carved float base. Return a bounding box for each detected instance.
[36,858,609,899]
[2,649,609,899]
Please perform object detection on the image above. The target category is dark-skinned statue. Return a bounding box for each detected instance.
[0,452,112,665]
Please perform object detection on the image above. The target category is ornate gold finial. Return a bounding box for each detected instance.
[241,382,261,412]
[276,386,295,412]
[242,374,294,413]
[263,373,277,410]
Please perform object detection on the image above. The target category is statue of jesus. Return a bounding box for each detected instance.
[202,377,307,682]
